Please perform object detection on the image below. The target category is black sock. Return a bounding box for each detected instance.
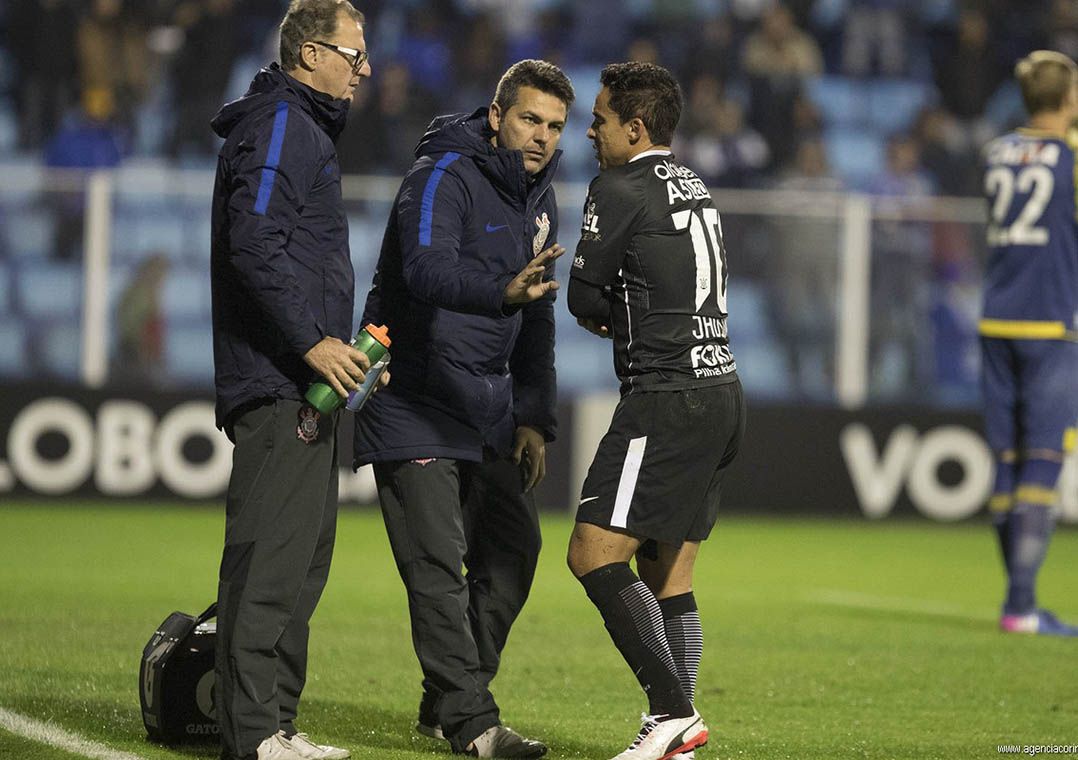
[578,562,693,718]
[659,592,702,705]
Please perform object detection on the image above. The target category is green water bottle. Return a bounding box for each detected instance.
[304,324,391,414]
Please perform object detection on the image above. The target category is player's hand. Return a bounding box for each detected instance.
[577,317,611,339]
[512,425,546,492]
[303,336,371,398]
[503,244,565,305]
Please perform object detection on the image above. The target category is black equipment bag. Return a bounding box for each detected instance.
[139,602,219,744]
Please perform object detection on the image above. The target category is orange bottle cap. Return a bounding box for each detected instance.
[365,323,391,347]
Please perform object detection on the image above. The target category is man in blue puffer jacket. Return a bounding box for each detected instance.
[209,2,378,759]
[354,60,573,758]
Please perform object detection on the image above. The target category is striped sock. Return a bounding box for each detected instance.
[659,593,702,705]
[578,562,692,718]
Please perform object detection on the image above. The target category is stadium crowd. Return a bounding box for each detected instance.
[5,0,1078,192]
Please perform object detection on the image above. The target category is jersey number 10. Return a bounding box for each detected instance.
[985,165,1054,246]
[672,207,729,313]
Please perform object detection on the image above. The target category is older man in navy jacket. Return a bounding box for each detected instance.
[354,60,573,758]
[209,2,378,759]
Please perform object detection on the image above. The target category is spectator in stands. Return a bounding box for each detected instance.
[742,4,823,170]
[113,253,169,386]
[77,0,150,132]
[912,105,979,196]
[8,0,77,150]
[167,0,239,158]
[841,0,910,77]
[866,134,934,396]
[1048,0,1078,61]
[678,94,770,188]
[337,61,438,175]
[677,14,738,86]
[769,138,843,398]
[742,4,824,79]
[43,87,127,260]
[934,8,1006,120]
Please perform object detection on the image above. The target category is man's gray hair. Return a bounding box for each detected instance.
[280,0,364,72]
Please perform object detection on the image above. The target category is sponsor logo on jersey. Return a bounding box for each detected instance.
[690,342,736,377]
[653,159,711,204]
[533,211,551,255]
[573,254,586,269]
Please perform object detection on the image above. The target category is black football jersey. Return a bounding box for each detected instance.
[571,151,737,392]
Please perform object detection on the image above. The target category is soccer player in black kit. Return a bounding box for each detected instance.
[566,63,745,760]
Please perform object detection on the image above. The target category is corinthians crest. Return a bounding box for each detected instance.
[296,406,320,444]
[533,212,551,256]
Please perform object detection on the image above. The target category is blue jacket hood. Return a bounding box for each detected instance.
[415,108,562,207]
[211,63,350,142]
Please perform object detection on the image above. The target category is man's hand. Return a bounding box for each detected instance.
[577,317,611,339]
[303,336,371,398]
[503,244,565,306]
[512,425,546,492]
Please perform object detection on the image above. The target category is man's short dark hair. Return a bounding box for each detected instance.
[280,0,365,72]
[494,60,575,113]
[600,62,682,145]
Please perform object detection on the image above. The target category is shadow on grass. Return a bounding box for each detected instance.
[302,698,609,759]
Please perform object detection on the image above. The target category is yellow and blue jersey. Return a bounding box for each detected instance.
[980,128,1078,340]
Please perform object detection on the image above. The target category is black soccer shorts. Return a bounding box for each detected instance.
[575,380,745,545]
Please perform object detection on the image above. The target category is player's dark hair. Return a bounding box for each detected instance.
[600,62,682,145]
[280,0,364,72]
[1015,50,1078,115]
[494,60,575,113]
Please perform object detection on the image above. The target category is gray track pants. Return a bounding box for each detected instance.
[215,399,339,759]
[373,453,542,752]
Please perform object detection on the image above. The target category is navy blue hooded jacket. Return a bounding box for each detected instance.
[354,109,560,465]
[209,64,354,429]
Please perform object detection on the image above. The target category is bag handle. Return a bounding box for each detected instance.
[195,602,217,625]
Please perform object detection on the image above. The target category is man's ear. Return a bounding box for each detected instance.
[627,117,646,146]
[488,101,503,134]
[299,41,319,71]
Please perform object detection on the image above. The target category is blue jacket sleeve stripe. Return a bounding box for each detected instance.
[419,151,461,246]
[254,101,290,216]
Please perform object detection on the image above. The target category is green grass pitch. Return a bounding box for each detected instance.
[1,504,1076,760]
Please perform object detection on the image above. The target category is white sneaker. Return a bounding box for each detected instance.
[279,731,350,759]
[254,732,307,760]
[611,711,708,760]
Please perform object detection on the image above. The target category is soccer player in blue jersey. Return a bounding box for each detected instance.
[981,50,1078,637]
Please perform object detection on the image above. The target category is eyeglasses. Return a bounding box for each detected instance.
[312,41,368,75]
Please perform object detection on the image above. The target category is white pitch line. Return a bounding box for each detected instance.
[807,589,997,622]
[0,707,147,760]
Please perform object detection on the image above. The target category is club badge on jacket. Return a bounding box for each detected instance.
[297,406,321,444]
[533,212,550,256]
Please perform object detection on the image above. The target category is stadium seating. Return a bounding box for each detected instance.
[823,128,887,188]
[867,79,936,134]
[0,321,25,376]
[161,267,211,320]
[40,321,81,377]
[15,262,81,319]
[164,319,215,383]
[0,260,9,314]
